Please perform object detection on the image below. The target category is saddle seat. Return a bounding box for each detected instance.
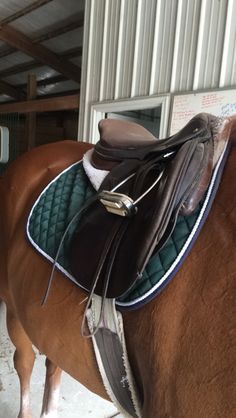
[92,114,231,214]
[92,113,213,166]
[91,119,157,170]
[69,113,232,299]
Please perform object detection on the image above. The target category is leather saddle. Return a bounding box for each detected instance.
[69,113,231,299]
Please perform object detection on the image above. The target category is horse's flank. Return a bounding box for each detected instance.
[0,138,236,417]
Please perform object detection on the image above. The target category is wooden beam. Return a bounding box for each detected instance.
[0,94,79,113]
[27,74,37,100]
[0,39,82,61]
[0,26,80,83]
[0,60,41,78]
[33,13,84,43]
[0,46,15,59]
[26,74,37,150]
[0,79,25,100]
[0,47,82,78]
[61,46,83,60]
[0,16,84,59]
[0,1,53,26]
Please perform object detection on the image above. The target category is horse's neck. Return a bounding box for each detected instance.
[124,146,236,417]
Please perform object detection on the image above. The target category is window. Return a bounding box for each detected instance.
[106,107,161,137]
[90,95,170,144]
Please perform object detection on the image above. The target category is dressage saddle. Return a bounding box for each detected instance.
[69,113,228,300]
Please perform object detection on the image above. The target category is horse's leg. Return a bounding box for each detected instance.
[40,358,62,418]
[6,307,35,418]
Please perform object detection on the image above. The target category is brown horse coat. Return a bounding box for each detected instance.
[0,137,236,417]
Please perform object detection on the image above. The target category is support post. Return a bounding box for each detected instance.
[26,74,37,150]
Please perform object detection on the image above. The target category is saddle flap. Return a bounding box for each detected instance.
[69,127,214,299]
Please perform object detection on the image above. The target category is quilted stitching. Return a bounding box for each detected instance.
[28,162,95,271]
[118,208,201,303]
[28,161,202,303]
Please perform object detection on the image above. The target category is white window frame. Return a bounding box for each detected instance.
[0,126,9,163]
[90,95,171,144]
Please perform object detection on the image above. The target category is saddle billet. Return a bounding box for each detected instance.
[69,113,229,299]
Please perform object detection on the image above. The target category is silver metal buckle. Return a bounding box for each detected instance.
[99,191,137,217]
[99,170,163,217]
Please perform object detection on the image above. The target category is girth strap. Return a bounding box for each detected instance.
[86,296,141,418]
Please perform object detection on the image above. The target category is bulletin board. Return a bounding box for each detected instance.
[169,89,236,135]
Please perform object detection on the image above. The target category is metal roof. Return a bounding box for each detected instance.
[0,0,84,102]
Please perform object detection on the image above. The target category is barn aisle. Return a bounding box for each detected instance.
[0,302,122,418]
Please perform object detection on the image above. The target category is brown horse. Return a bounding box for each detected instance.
[0,123,236,418]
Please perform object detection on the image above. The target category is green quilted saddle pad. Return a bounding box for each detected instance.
[27,161,95,274]
[27,160,205,308]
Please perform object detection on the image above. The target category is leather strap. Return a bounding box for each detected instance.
[69,134,213,298]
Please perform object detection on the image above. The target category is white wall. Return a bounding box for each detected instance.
[78,0,236,142]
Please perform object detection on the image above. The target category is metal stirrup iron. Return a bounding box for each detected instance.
[99,170,163,217]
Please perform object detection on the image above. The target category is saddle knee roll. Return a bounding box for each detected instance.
[179,141,214,216]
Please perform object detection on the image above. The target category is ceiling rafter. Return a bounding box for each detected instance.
[0,0,53,26]
[0,46,15,59]
[33,12,84,43]
[0,25,80,83]
[0,14,84,59]
[0,60,40,78]
[0,71,80,101]
[0,47,82,78]
[0,94,79,113]
[60,46,82,60]
[0,79,26,100]
[0,60,41,78]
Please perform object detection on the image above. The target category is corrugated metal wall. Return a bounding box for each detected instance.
[79,0,236,141]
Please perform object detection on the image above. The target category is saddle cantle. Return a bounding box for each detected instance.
[69,113,231,300]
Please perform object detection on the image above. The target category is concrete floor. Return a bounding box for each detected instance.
[0,302,123,418]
